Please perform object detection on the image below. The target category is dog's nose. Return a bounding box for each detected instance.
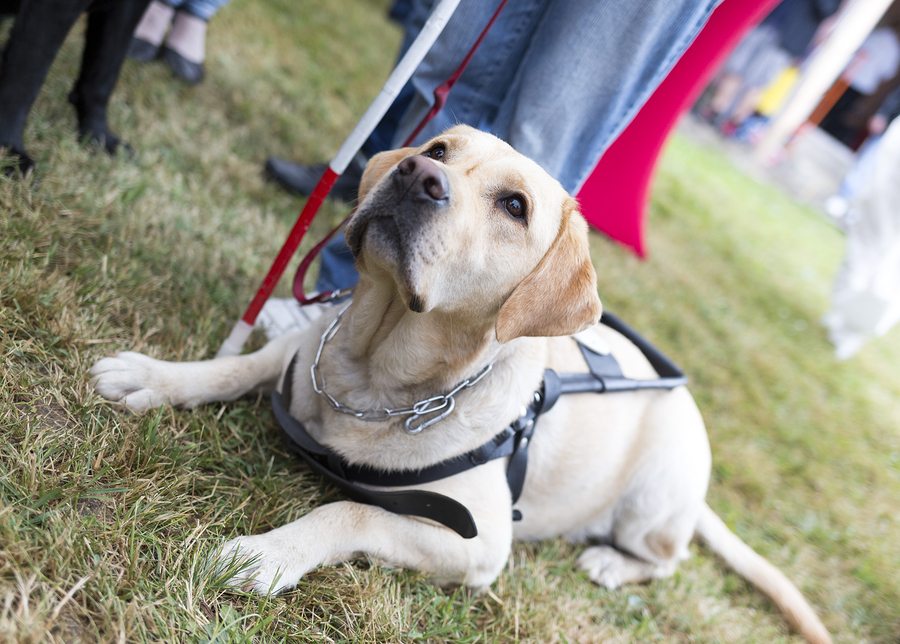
[395,155,449,203]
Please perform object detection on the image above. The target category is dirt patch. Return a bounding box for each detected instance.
[35,399,74,433]
[75,497,113,524]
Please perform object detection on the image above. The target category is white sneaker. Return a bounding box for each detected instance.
[257,297,330,340]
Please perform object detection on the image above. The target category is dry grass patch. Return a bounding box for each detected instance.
[2,1,899,641]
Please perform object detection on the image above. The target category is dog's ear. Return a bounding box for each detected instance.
[358,147,416,202]
[496,199,602,342]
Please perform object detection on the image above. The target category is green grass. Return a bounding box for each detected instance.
[2,1,899,641]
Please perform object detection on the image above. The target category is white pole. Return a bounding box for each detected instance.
[755,0,894,162]
[329,0,461,174]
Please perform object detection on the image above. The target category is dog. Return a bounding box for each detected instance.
[90,126,831,643]
[0,0,149,175]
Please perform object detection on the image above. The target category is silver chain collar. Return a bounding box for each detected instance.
[310,304,494,434]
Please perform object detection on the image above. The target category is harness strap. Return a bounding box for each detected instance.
[558,312,688,394]
[271,311,684,539]
[273,387,478,538]
[595,311,687,389]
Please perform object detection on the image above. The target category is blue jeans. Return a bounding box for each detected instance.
[317,0,719,293]
[397,0,719,193]
[163,0,229,21]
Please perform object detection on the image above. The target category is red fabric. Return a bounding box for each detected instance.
[575,0,781,257]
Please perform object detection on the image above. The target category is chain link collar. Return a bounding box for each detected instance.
[310,304,494,434]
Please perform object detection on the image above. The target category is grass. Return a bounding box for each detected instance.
[1,0,898,641]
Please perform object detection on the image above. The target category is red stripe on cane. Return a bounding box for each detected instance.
[241,167,340,325]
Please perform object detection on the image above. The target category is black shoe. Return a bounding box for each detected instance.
[161,46,204,85]
[264,157,364,201]
[78,128,134,158]
[1,145,35,177]
[68,91,133,157]
[128,37,160,62]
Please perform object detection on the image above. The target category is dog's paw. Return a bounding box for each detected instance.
[215,535,311,595]
[577,545,628,589]
[578,545,675,589]
[90,351,175,412]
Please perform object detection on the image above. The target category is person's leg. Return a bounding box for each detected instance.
[0,0,89,173]
[388,0,413,24]
[307,0,547,291]
[316,234,359,294]
[708,73,743,118]
[69,0,150,154]
[488,0,720,193]
[393,0,549,145]
[728,87,762,126]
[820,87,863,147]
[725,44,788,129]
[177,0,226,22]
[129,0,176,60]
[317,0,717,291]
[160,0,228,83]
[705,24,774,121]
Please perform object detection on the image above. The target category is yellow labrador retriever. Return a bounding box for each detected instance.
[91,126,830,643]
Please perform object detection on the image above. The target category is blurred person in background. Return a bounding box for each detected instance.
[128,0,231,84]
[825,84,900,222]
[819,25,900,147]
[0,0,150,175]
[822,111,900,359]
[700,0,841,135]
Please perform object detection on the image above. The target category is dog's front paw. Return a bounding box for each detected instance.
[216,535,312,595]
[90,351,175,412]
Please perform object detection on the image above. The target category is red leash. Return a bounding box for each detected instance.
[401,0,508,145]
[293,0,509,305]
[292,219,347,304]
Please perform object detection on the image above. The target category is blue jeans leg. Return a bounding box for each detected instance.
[315,233,359,294]
[165,0,229,21]
[402,0,719,192]
[493,0,719,192]
[395,0,549,142]
[319,0,720,293]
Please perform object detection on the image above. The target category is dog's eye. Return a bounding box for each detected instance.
[501,194,527,222]
[424,143,446,161]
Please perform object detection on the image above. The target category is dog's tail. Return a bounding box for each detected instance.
[695,503,831,644]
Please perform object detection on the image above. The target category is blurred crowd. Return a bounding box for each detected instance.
[694,0,900,358]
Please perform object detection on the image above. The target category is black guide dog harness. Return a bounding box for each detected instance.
[272,311,687,540]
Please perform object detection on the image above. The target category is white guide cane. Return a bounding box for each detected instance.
[217,0,461,357]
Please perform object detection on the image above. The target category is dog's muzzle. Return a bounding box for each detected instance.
[346,155,450,260]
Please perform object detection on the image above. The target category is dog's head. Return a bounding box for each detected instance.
[345,125,601,342]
